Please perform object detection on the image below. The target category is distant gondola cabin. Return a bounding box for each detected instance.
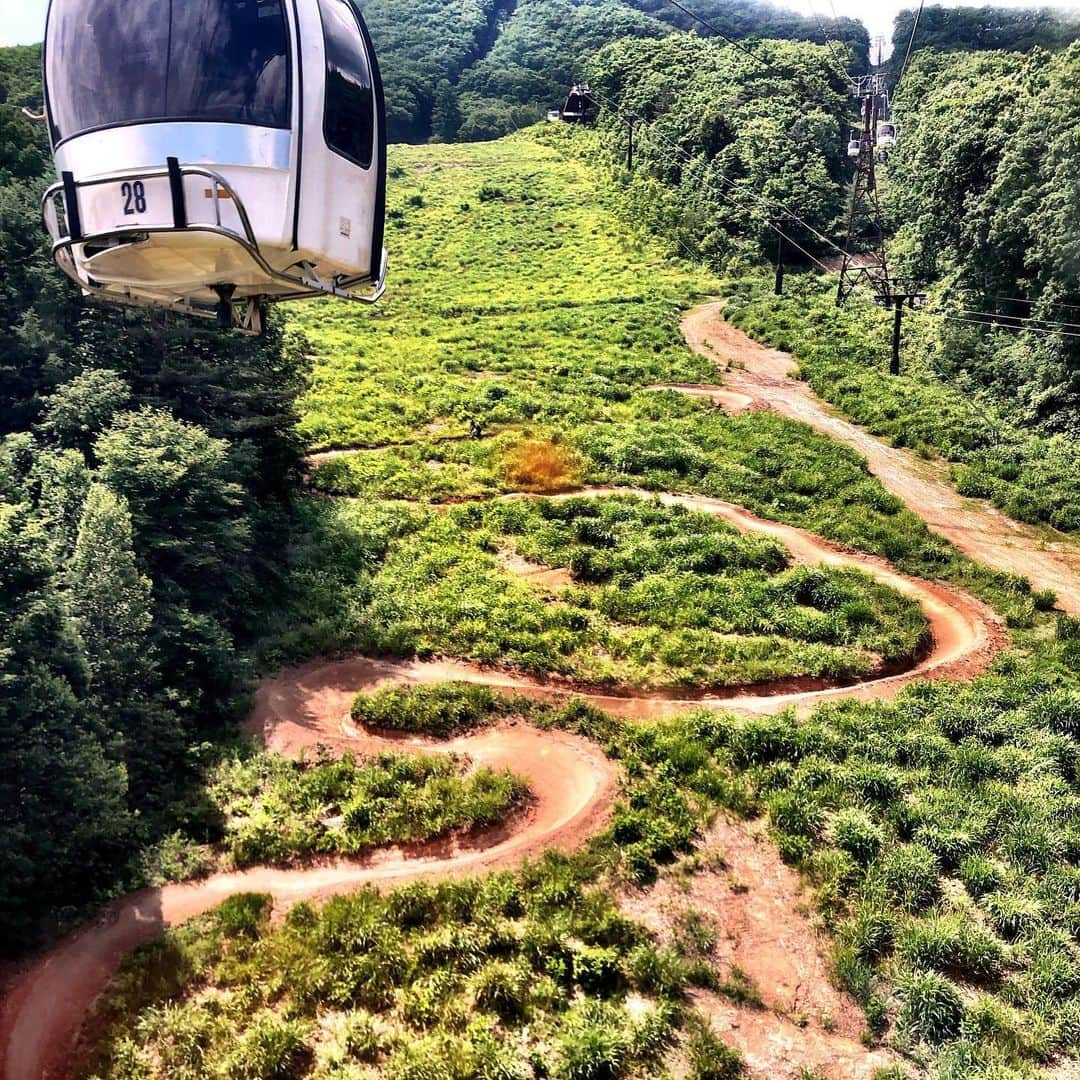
[561,84,596,125]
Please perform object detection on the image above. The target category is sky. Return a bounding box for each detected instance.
[0,0,1077,48]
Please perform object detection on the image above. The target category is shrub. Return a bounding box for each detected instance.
[898,916,1004,984]
[502,438,582,493]
[766,788,825,842]
[626,943,687,998]
[471,959,533,1020]
[984,891,1044,941]
[687,1020,746,1080]
[216,892,271,939]
[555,1001,630,1080]
[350,682,509,737]
[878,844,941,913]
[326,1010,388,1064]
[897,970,965,1043]
[629,1000,678,1060]
[848,906,896,961]
[1032,689,1080,737]
[958,855,1006,898]
[572,945,623,995]
[223,1014,311,1079]
[828,808,883,864]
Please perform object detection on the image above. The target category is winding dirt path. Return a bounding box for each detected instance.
[5,306,1043,1080]
[0,484,1003,1080]
[678,303,1080,615]
[0,706,616,1080]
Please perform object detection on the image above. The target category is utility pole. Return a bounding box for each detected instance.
[891,295,904,376]
[774,232,785,296]
[627,116,634,172]
[886,282,926,375]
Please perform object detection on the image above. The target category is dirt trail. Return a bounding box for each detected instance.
[679,303,1080,614]
[622,817,907,1077]
[0,483,1003,1080]
[0,689,616,1080]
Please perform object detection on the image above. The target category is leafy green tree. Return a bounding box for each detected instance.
[68,483,185,807]
[95,409,250,602]
[0,500,131,951]
[888,44,1080,435]
[892,5,1080,56]
[69,484,154,697]
[589,34,849,262]
[38,369,131,457]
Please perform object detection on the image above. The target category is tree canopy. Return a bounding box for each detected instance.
[892,4,1080,57]
[888,44,1080,434]
[0,49,312,953]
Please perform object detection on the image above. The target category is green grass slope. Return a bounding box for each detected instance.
[74,131,1080,1080]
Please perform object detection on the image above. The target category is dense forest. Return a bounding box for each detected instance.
[359,0,868,141]
[588,34,850,262]
[892,4,1080,56]
[886,45,1080,435]
[587,24,1080,443]
[0,56,312,952]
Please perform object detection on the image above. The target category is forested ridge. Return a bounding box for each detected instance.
[0,55,313,952]
[892,4,1080,56]
[358,0,868,141]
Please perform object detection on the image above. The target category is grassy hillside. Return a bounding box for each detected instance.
[62,131,1080,1080]
[287,133,934,686]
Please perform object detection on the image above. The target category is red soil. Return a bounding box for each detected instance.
[680,303,1080,615]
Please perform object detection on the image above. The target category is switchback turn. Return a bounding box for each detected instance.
[0,483,1004,1079]
[679,303,1080,614]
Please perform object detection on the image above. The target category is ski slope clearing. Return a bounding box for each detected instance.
[0,483,1003,1079]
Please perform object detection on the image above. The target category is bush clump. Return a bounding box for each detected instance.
[351,682,512,737]
[898,969,966,1044]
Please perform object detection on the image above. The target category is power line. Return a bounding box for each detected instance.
[806,0,852,83]
[953,307,1080,332]
[989,295,1080,316]
[942,315,1080,340]
[601,104,835,270]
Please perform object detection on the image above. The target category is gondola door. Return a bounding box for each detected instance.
[293,0,386,288]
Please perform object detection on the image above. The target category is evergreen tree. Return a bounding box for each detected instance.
[0,500,131,951]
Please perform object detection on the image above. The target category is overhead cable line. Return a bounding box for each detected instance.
[952,306,1080,332]
[942,315,1080,340]
[989,295,1080,316]
[895,0,925,88]
[806,0,852,83]
[658,0,773,70]
[580,83,837,270]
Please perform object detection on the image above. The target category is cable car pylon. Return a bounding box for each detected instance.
[836,75,924,372]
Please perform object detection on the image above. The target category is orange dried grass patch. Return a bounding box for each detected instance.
[502,438,582,494]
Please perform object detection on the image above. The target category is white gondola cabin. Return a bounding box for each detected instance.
[40,0,387,332]
[847,135,861,158]
[876,121,898,149]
